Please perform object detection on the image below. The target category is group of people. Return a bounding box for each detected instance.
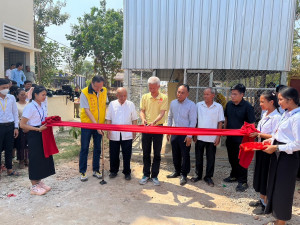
[77,75,299,225]
[1,73,299,225]
[5,63,36,87]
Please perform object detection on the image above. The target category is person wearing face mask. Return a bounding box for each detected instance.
[0,78,19,176]
[79,76,107,182]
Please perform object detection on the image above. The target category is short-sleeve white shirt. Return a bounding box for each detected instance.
[105,100,138,141]
[196,101,225,143]
[22,100,48,126]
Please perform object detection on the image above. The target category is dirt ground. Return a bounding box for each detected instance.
[1,135,300,225]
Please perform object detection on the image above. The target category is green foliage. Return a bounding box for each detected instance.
[66,0,123,87]
[288,0,300,80]
[34,0,69,85]
[68,127,81,139]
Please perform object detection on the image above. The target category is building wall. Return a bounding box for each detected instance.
[122,0,296,71]
[0,0,35,77]
[48,96,74,121]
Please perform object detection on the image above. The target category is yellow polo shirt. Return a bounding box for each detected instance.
[140,92,168,125]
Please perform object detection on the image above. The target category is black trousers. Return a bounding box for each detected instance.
[142,133,163,178]
[265,141,299,221]
[0,123,14,170]
[109,139,132,175]
[226,138,248,183]
[171,135,191,177]
[195,140,216,179]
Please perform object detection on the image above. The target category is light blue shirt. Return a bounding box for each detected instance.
[11,69,26,87]
[168,98,197,137]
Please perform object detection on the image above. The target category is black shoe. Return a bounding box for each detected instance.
[109,173,117,178]
[236,182,249,192]
[125,174,131,180]
[204,177,214,187]
[249,200,262,207]
[190,176,202,183]
[180,175,187,186]
[166,172,180,178]
[223,176,237,183]
[252,205,265,215]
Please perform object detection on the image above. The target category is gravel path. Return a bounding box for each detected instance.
[1,148,300,225]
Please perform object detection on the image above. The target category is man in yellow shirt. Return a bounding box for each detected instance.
[79,76,107,182]
[139,76,168,186]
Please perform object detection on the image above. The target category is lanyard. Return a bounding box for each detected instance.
[258,116,270,132]
[33,104,45,124]
[0,98,7,112]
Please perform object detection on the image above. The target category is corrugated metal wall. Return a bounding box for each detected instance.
[122,0,296,71]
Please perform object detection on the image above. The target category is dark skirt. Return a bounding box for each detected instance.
[16,128,28,161]
[265,141,299,221]
[27,130,55,180]
[253,149,271,195]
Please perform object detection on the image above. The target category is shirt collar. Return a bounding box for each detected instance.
[201,101,216,108]
[287,107,300,117]
[88,84,104,94]
[117,100,127,106]
[231,99,245,106]
[150,92,162,100]
[177,97,188,104]
[0,94,9,100]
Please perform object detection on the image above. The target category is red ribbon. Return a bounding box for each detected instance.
[41,116,260,169]
[240,142,270,152]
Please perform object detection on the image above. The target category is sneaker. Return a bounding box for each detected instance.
[139,176,149,185]
[223,176,237,183]
[80,173,88,182]
[38,181,51,192]
[249,200,262,207]
[30,185,47,196]
[236,182,249,192]
[152,177,160,186]
[93,171,102,179]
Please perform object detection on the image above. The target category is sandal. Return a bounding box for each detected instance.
[7,171,19,176]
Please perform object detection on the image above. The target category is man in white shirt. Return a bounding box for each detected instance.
[5,64,16,80]
[106,87,138,180]
[191,87,224,187]
[0,78,19,176]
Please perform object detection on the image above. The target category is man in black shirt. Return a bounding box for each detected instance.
[224,84,255,192]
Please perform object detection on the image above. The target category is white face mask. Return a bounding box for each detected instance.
[0,89,9,96]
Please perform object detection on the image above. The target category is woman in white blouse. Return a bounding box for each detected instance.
[248,91,281,215]
[263,87,300,225]
[20,86,55,196]
[16,88,28,168]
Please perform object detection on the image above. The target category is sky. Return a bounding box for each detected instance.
[45,0,123,48]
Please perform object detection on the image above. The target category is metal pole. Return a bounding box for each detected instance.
[100,135,107,185]
[209,71,214,87]
[196,73,200,102]
[280,71,287,85]
[183,69,187,84]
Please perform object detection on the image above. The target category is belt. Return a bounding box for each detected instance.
[0,122,14,126]
[273,140,286,145]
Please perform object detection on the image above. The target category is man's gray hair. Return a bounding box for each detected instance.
[148,76,160,85]
[205,87,216,94]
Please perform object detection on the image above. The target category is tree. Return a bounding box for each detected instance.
[288,0,300,80]
[66,0,123,87]
[34,0,69,85]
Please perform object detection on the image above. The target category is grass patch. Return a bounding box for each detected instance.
[54,145,80,161]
